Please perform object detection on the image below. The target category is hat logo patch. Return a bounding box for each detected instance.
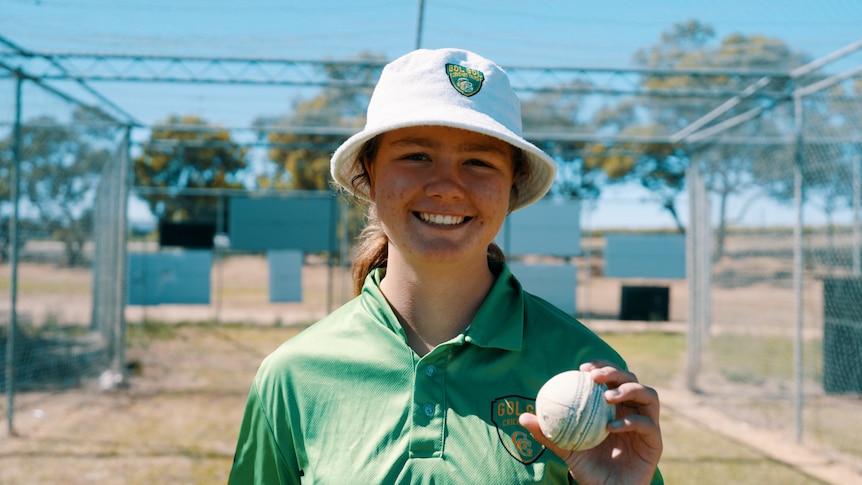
[446,63,485,97]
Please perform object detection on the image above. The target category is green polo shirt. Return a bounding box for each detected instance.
[230,263,663,484]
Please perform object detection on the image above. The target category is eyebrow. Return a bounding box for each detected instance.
[389,136,510,156]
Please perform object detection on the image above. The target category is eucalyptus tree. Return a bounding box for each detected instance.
[258,51,383,192]
[0,107,117,266]
[254,52,384,248]
[520,80,602,201]
[591,20,810,257]
[133,115,248,223]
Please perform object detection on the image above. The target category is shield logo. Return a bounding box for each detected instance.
[446,63,485,97]
[491,396,544,464]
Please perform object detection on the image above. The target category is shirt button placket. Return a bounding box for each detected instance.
[409,355,446,458]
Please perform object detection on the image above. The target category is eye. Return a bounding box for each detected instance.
[402,152,430,161]
[465,158,493,168]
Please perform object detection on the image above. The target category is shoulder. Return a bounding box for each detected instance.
[259,297,366,366]
[255,293,401,383]
[520,289,626,370]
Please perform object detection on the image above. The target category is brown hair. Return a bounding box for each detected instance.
[349,135,531,296]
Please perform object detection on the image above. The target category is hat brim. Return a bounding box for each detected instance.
[331,104,556,211]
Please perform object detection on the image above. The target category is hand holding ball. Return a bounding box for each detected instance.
[535,370,616,451]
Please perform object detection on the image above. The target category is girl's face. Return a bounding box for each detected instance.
[367,125,515,268]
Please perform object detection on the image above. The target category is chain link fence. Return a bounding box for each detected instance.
[2,42,861,477]
[1,75,130,431]
[682,53,862,467]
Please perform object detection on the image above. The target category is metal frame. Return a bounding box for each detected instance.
[3,32,862,444]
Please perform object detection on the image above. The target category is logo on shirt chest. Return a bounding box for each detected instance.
[491,396,545,464]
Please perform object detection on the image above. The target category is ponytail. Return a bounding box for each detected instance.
[351,207,389,296]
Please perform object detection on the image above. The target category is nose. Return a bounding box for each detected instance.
[425,161,465,201]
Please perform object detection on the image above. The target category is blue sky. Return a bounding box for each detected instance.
[2,0,861,229]
[5,0,861,67]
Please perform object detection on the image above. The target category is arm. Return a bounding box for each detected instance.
[229,381,303,485]
[519,361,663,485]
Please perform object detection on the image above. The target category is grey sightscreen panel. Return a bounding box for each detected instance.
[128,250,212,305]
[603,234,686,279]
[509,263,577,315]
[268,250,303,303]
[500,199,581,257]
[229,196,335,252]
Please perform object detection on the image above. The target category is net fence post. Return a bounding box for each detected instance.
[853,151,861,277]
[112,125,131,385]
[685,158,711,391]
[5,73,23,437]
[792,90,805,445]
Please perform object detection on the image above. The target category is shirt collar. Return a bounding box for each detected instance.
[360,268,407,338]
[360,263,525,352]
[463,262,524,351]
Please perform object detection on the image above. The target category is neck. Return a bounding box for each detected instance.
[379,250,495,356]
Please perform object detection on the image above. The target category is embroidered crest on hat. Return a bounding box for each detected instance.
[446,63,485,97]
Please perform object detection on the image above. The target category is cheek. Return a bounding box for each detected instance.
[372,177,409,210]
[482,181,516,211]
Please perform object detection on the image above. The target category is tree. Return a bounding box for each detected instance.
[254,52,385,253]
[258,52,384,192]
[0,126,13,262]
[749,84,857,256]
[579,141,689,232]
[593,20,805,253]
[134,115,247,223]
[521,81,600,200]
[0,107,117,266]
[564,22,719,231]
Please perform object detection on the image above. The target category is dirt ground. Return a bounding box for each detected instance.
[1,243,860,483]
[0,323,299,484]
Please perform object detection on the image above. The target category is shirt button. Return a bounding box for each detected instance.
[425,365,437,377]
[423,404,435,417]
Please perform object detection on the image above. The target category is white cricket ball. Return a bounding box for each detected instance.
[535,370,616,451]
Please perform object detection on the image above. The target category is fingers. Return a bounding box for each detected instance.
[517,412,543,443]
[579,360,638,387]
[518,412,572,458]
[579,360,661,426]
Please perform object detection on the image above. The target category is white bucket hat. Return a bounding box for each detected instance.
[330,48,557,211]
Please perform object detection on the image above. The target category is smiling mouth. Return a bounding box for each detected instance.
[416,212,468,226]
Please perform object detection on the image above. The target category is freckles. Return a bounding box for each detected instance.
[376,190,404,210]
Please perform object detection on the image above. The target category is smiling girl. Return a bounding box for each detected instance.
[229,48,663,485]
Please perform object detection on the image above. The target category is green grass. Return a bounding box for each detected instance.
[597,332,840,483]
[600,331,686,387]
[707,333,824,384]
[659,413,826,484]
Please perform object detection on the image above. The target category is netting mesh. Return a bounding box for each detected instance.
[687,70,862,462]
[1,78,128,405]
[2,43,861,476]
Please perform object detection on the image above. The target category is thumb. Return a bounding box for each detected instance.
[518,412,557,451]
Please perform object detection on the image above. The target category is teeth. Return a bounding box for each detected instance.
[419,213,464,225]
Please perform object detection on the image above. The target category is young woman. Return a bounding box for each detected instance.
[229,48,663,484]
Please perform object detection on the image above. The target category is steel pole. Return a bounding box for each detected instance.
[6,74,23,437]
[792,92,805,444]
[415,0,426,50]
[853,151,861,276]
